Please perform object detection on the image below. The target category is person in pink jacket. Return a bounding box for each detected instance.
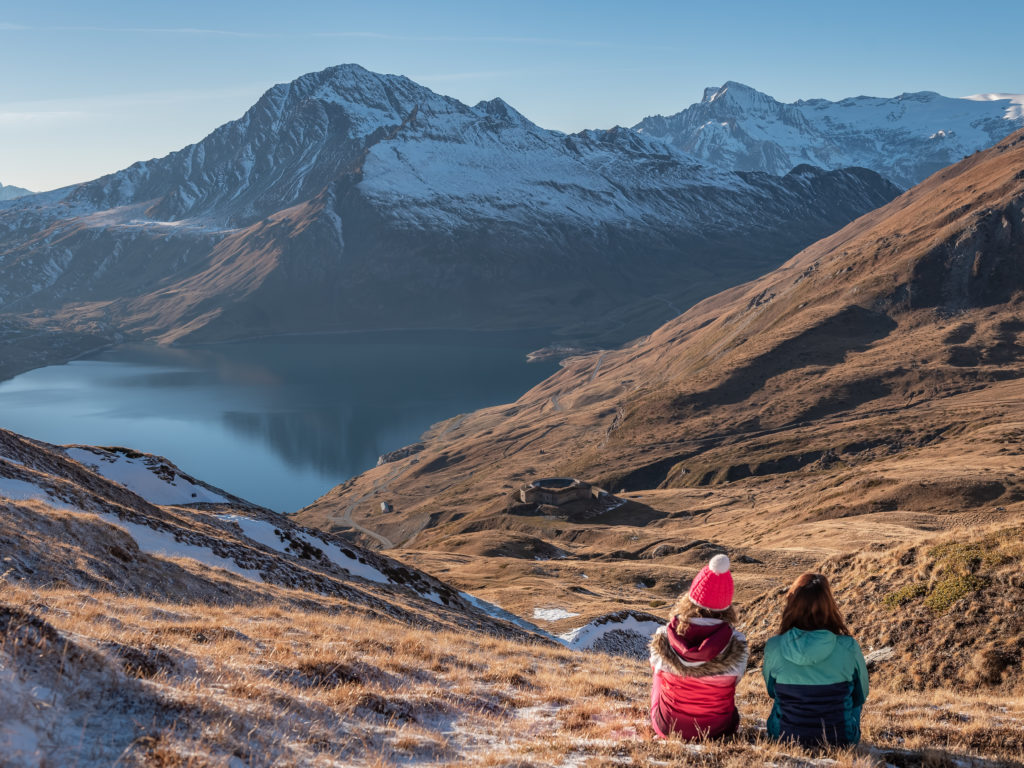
[649,554,749,740]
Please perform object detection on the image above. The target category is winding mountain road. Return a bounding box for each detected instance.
[326,465,405,549]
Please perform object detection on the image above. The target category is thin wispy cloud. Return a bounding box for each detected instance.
[0,84,267,122]
[4,23,627,48]
[54,25,272,38]
[413,69,529,83]
[0,110,86,125]
[314,31,678,52]
[313,31,613,47]
[2,23,271,38]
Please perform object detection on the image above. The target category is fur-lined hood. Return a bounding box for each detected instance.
[650,618,749,679]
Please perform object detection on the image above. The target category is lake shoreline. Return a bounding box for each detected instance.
[0,330,562,512]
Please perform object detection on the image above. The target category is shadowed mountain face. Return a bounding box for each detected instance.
[0,65,901,379]
[297,129,1024,568]
[634,82,1024,188]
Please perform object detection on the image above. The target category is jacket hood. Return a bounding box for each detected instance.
[667,617,733,662]
[650,620,749,680]
[780,628,838,665]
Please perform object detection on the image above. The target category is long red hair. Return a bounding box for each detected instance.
[778,572,851,636]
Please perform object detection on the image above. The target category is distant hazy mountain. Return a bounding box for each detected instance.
[0,65,899,376]
[634,82,1024,188]
[0,181,32,201]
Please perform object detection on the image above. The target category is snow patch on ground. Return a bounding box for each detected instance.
[66,447,228,505]
[0,467,451,603]
[221,513,391,586]
[532,607,581,622]
[0,681,41,768]
[459,592,557,639]
[0,474,262,582]
[559,613,663,649]
[0,476,55,505]
[461,597,664,655]
[559,611,664,657]
[103,514,264,582]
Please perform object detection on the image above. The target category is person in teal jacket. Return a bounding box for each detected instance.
[762,572,869,747]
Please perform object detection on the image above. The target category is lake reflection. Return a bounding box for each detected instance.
[0,331,559,512]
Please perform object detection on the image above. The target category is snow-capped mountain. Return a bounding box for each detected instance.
[0,65,899,375]
[634,82,1024,188]
[0,181,32,201]
[2,66,893,232]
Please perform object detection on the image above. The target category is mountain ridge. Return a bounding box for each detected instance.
[0,64,901,380]
[635,81,1024,188]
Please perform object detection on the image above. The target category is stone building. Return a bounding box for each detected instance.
[519,477,592,506]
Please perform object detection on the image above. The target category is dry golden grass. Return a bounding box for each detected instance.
[742,520,1024,698]
[3,572,1023,767]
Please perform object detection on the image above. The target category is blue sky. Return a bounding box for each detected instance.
[2,0,1022,191]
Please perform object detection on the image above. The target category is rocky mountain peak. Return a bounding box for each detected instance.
[0,181,33,201]
[699,81,783,116]
[895,89,943,103]
[473,96,534,128]
[702,80,767,103]
[47,64,460,225]
[269,63,446,122]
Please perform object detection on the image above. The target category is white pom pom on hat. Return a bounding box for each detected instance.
[687,553,735,611]
[708,553,730,574]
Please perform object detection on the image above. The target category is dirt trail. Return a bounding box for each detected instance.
[326,465,404,549]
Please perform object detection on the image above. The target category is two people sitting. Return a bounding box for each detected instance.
[649,554,869,746]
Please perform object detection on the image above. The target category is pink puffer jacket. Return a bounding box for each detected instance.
[649,616,749,740]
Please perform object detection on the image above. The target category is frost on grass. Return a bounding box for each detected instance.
[3,566,1024,766]
[0,604,167,768]
[4,428,1024,765]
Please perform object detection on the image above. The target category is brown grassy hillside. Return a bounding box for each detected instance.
[3,414,1024,763]
[4,571,1024,767]
[293,132,1024,649]
[9,426,1022,765]
[743,522,1024,694]
[299,130,1024,555]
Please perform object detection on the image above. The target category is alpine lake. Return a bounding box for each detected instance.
[0,330,560,512]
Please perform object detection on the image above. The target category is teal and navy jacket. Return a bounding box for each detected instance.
[762,628,869,746]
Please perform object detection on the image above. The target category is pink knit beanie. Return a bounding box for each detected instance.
[688,554,734,611]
